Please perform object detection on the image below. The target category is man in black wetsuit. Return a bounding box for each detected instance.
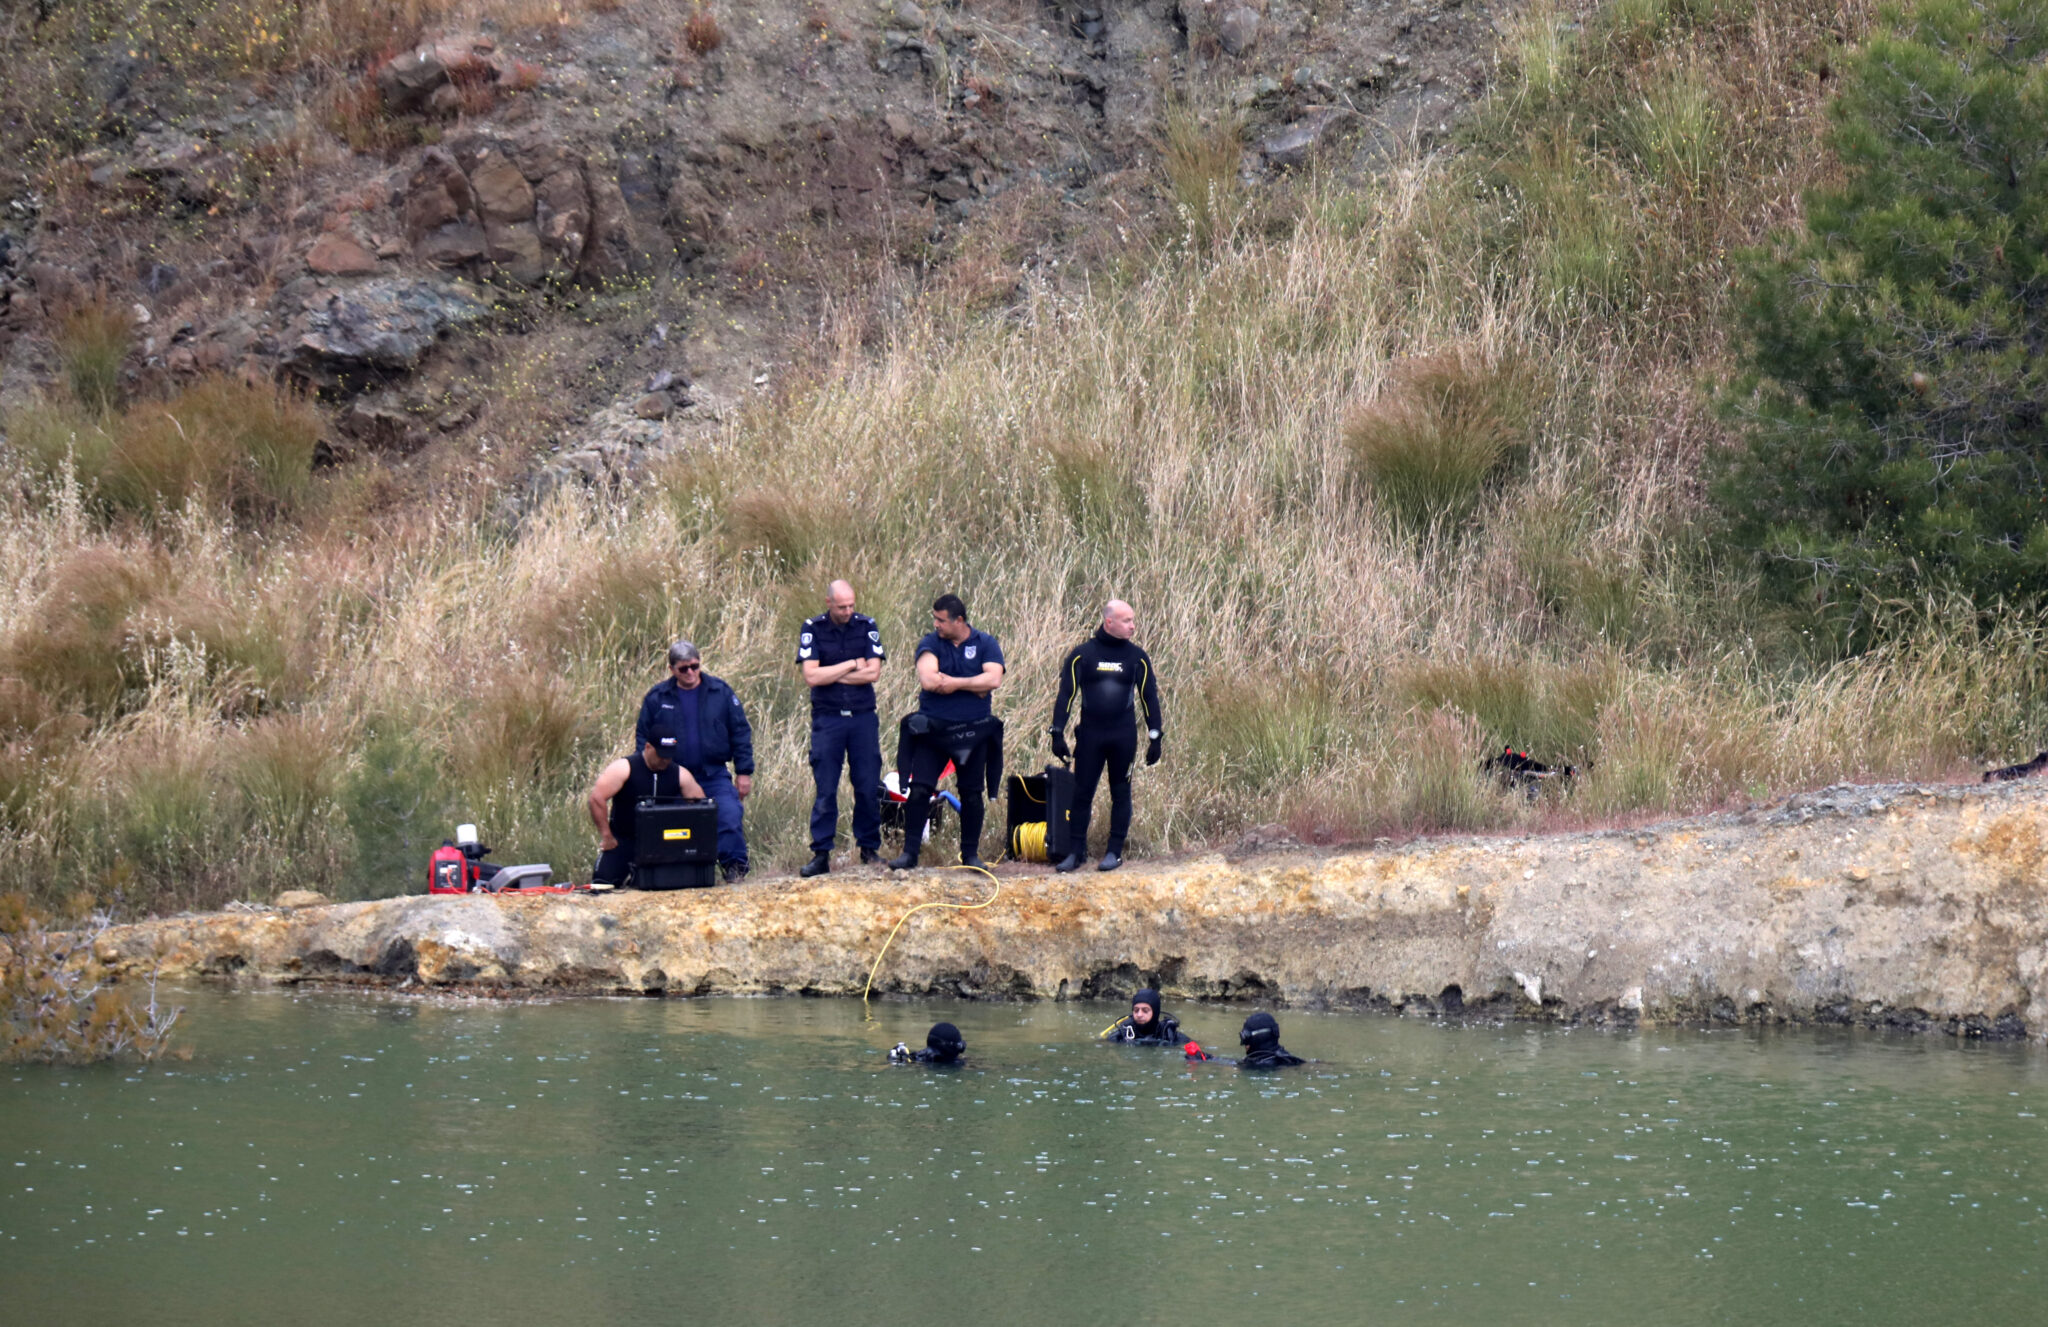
[1048,599,1163,873]
[889,1022,966,1064]
[887,594,1006,872]
[1236,1011,1307,1069]
[585,724,707,888]
[1100,988,1190,1046]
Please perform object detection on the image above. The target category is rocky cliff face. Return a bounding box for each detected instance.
[79,779,2048,1038]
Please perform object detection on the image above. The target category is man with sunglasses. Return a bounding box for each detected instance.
[636,640,755,882]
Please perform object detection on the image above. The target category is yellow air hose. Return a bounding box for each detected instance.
[862,863,1001,1010]
[1009,821,1049,863]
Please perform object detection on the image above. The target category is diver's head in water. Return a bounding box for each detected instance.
[1239,1011,1279,1049]
[1130,988,1163,1031]
[925,1022,965,1064]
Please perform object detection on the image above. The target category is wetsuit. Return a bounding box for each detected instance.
[592,751,686,885]
[1050,627,1163,859]
[1101,1012,1187,1045]
[1236,1011,1306,1069]
[889,1022,966,1064]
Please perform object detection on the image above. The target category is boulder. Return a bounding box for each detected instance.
[576,169,645,283]
[1261,106,1357,168]
[535,164,592,267]
[1217,5,1260,56]
[483,220,546,283]
[306,234,380,276]
[415,220,487,266]
[376,49,449,114]
[274,890,330,909]
[403,147,475,241]
[633,391,673,420]
[288,278,485,385]
[468,150,534,223]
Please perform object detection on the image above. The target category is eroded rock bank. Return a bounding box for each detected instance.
[86,781,2048,1037]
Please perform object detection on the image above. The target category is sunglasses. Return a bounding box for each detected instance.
[671,661,701,673]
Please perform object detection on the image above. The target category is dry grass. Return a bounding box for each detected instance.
[6,0,2037,914]
[683,5,723,55]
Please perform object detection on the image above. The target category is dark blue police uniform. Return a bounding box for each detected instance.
[799,611,886,854]
[897,625,1005,863]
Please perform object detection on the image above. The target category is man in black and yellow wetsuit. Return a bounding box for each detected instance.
[1048,599,1163,873]
[1100,988,1191,1047]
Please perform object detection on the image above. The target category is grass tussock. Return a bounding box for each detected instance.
[683,5,724,55]
[54,299,134,417]
[1161,100,1245,252]
[10,377,320,524]
[9,0,2041,915]
[1345,348,1538,531]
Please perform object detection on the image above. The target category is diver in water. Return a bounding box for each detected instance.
[1235,1011,1306,1069]
[1100,988,1186,1046]
[890,1021,966,1065]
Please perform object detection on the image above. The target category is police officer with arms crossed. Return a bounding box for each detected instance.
[798,580,887,878]
[635,640,756,883]
[1047,598,1163,873]
[586,723,707,888]
[888,593,1005,872]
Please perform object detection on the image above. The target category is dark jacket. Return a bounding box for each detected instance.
[635,673,755,775]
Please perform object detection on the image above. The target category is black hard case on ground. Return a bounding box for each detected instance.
[633,798,719,889]
[1002,764,1074,861]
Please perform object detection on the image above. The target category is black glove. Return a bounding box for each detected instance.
[1145,735,1162,766]
[1049,729,1071,762]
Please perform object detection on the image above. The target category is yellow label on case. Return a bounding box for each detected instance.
[663,828,692,841]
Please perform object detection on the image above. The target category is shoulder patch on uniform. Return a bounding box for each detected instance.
[799,648,813,659]
[801,632,813,645]
[868,630,881,643]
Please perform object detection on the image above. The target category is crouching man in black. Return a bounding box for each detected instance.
[887,594,1006,872]
[586,723,705,888]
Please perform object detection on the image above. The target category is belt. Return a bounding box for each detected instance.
[817,709,869,717]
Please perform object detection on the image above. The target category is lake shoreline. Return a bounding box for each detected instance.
[77,779,2048,1040]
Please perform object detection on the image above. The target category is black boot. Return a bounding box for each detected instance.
[1053,853,1082,873]
[859,847,883,866]
[889,786,932,871]
[799,851,831,878]
[959,852,988,871]
[1097,849,1124,872]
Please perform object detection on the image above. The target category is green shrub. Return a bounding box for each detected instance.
[343,724,453,899]
[1712,0,2048,637]
[1346,350,1538,530]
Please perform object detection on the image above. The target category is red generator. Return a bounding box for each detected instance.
[427,841,475,894]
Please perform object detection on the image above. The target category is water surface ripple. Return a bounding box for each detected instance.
[3,991,2043,1324]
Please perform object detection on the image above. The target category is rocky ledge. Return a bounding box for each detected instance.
[82,780,2048,1038]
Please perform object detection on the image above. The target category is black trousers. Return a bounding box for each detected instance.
[901,734,990,862]
[1071,724,1137,855]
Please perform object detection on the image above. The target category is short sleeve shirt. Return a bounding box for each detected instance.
[915,627,1004,723]
[797,611,884,713]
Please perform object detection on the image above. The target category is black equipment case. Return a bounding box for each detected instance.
[1002,764,1074,862]
[633,798,719,889]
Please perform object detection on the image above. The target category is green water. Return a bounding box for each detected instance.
[4,991,2045,1325]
